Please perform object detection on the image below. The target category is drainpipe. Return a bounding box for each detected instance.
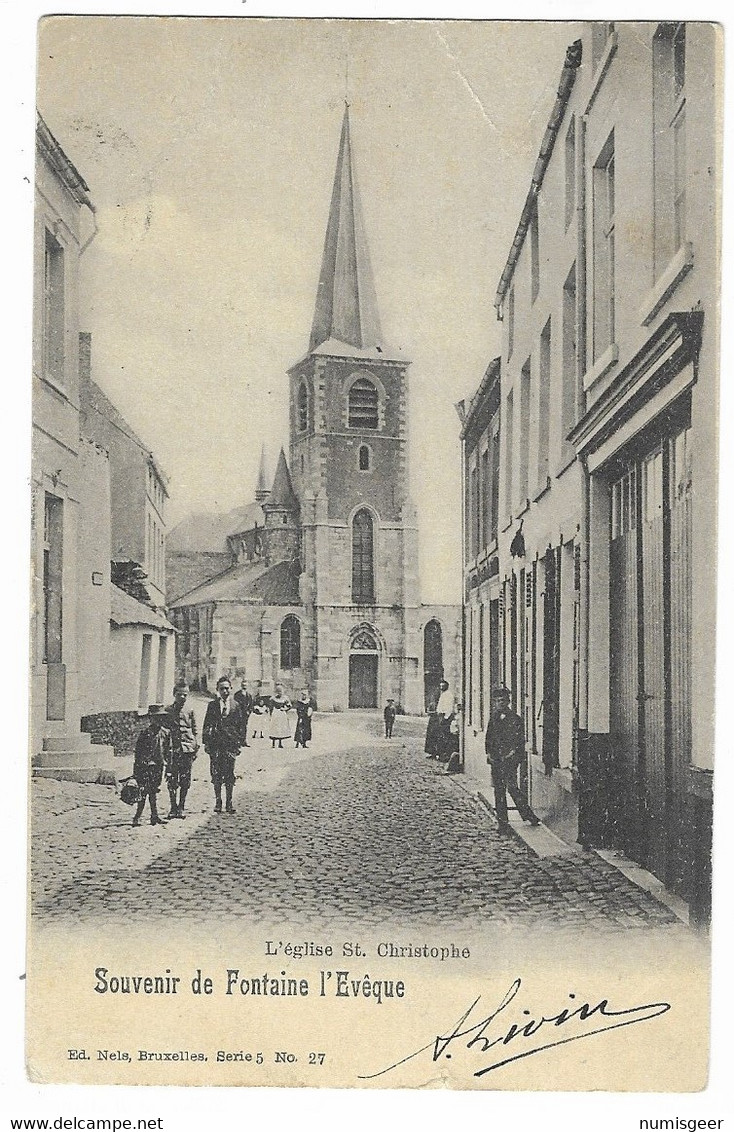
[79,200,98,256]
[577,114,590,739]
[459,429,467,773]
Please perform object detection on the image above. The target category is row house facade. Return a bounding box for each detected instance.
[32,113,108,769]
[79,331,169,610]
[461,23,718,924]
[32,116,174,777]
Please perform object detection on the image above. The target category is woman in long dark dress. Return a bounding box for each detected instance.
[424,708,442,758]
[435,680,457,762]
[425,679,452,759]
[294,688,315,748]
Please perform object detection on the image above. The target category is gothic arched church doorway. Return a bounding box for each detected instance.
[349,626,379,708]
[423,619,444,711]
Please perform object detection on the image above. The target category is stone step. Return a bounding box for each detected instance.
[42,733,94,752]
[32,763,120,786]
[32,745,115,768]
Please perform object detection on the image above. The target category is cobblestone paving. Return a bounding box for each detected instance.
[31,713,681,932]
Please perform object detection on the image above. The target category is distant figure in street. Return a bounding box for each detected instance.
[384,699,397,739]
[202,676,244,814]
[269,682,292,749]
[250,684,267,739]
[132,704,172,827]
[485,686,540,831]
[294,688,315,748]
[165,681,199,819]
[234,678,254,747]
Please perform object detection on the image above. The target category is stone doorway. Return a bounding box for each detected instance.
[348,626,379,708]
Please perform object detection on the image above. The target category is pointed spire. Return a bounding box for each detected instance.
[266,448,299,512]
[310,106,382,353]
[254,445,270,503]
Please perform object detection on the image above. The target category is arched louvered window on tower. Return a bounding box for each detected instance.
[352,509,375,604]
[298,383,308,432]
[348,377,378,430]
[280,615,301,670]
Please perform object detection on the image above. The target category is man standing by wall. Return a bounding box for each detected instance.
[165,681,198,818]
[202,676,244,814]
[485,686,540,832]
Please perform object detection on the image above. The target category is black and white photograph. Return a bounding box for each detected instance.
[17,10,725,1102]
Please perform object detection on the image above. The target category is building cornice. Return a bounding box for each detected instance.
[36,113,93,210]
[494,39,583,313]
[568,311,704,458]
[461,356,501,444]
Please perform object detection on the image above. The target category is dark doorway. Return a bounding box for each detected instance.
[349,653,378,708]
[423,619,443,711]
[609,414,692,897]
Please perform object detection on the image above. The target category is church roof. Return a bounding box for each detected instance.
[309,106,383,354]
[170,559,301,608]
[266,449,299,511]
[168,501,265,554]
[298,337,405,365]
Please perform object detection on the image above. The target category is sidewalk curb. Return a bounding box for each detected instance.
[449,770,691,927]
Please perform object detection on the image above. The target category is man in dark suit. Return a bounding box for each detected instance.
[233,678,254,748]
[485,686,540,832]
[202,676,244,814]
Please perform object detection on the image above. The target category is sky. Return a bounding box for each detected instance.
[37,17,579,603]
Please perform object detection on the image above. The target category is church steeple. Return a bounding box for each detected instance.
[310,106,382,353]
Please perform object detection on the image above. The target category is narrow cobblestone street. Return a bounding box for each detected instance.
[30,709,687,934]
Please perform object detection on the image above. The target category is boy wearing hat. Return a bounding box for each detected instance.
[485,686,540,831]
[383,699,397,739]
[132,705,173,827]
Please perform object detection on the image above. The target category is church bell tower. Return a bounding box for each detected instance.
[288,107,421,712]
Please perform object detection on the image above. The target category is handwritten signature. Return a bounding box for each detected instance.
[358,977,671,1080]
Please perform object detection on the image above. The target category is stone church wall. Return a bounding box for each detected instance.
[209,603,311,700]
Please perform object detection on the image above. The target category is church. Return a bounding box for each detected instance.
[168,108,460,714]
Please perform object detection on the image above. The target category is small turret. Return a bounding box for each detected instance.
[262,448,300,565]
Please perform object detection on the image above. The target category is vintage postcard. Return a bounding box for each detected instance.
[27,16,720,1091]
